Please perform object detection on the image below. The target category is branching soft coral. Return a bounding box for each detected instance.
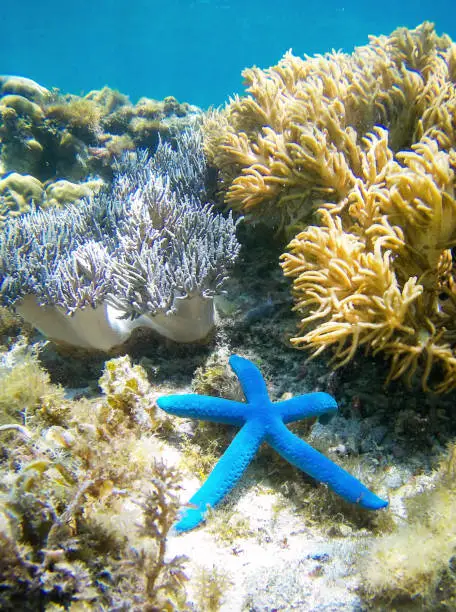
[204,22,456,391]
[204,23,453,231]
[281,126,456,392]
[0,127,240,350]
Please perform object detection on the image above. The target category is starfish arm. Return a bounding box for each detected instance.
[267,422,388,510]
[156,394,247,426]
[229,355,270,403]
[174,419,265,532]
[278,392,338,424]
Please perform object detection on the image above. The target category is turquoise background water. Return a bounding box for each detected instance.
[1,0,455,108]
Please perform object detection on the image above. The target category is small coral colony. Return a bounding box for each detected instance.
[1,20,456,608]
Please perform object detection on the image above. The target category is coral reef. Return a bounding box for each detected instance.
[0,75,202,223]
[205,23,456,391]
[281,129,456,392]
[4,22,456,611]
[204,22,453,230]
[0,128,240,349]
[0,344,189,610]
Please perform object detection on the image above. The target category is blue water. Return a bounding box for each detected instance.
[1,0,455,108]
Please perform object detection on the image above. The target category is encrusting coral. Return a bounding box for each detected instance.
[0,343,189,610]
[205,22,456,392]
[0,127,240,350]
[0,172,103,226]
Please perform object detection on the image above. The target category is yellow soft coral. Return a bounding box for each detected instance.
[205,22,456,391]
[204,23,451,231]
[282,209,423,367]
[282,129,456,392]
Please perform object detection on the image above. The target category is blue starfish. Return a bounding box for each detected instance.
[157,355,387,532]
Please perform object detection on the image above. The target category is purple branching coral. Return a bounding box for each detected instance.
[0,127,241,349]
